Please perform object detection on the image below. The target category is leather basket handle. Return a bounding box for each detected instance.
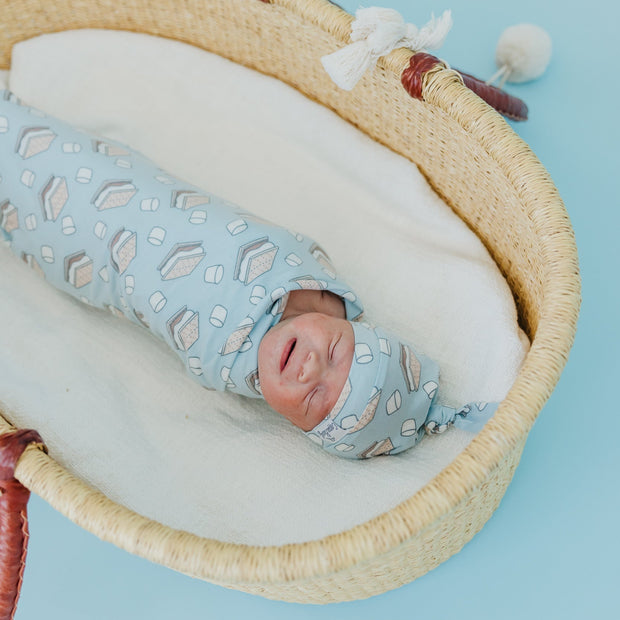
[0,429,46,620]
[402,52,529,121]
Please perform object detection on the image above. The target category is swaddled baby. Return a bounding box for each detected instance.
[0,89,498,459]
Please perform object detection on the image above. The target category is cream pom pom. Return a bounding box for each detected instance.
[490,23,552,86]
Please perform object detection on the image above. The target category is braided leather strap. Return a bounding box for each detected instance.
[0,429,45,620]
[402,52,529,121]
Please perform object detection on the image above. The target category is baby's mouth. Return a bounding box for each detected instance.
[280,338,297,372]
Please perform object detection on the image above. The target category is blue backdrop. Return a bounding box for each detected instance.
[14,0,619,618]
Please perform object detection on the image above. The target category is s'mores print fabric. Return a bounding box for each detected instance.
[0,90,363,397]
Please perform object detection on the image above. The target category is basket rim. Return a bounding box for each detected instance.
[1,0,580,589]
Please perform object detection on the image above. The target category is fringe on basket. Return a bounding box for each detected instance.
[322,7,452,91]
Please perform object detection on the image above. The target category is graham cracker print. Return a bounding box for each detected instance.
[348,389,381,433]
[171,190,210,210]
[40,176,68,222]
[234,237,278,285]
[16,126,56,159]
[358,438,394,459]
[166,306,199,351]
[0,200,19,234]
[399,343,421,393]
[291,275,326,291]
[158,241,205,280]
[423,381,438,399]
[92,180,137,210]
[245,369,261,396]
[220,366,236,390]
[92,140,130,157]
[220,318,254,356]
[109,228,137,274]
[64,250,93,289]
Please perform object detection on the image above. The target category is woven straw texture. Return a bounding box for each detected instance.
[0,0,580,603]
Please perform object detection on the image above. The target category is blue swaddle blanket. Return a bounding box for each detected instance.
[0,89,497,459]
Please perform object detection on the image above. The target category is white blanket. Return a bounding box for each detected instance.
[0,30,528,545]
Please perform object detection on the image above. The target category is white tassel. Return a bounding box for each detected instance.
[321,7,453,91]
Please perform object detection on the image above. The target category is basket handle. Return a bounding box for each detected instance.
[401,52,529,121]
[0,429,45,620]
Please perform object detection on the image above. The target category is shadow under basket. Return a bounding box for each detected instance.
[0,0,580,606]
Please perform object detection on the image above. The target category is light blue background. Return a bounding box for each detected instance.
[13,0,619,618]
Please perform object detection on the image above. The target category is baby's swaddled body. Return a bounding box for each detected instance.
[1,89,498,459]
[0,89,363,400]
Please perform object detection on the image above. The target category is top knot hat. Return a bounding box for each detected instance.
[305,321,498,459]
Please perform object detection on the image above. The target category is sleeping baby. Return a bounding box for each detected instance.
[0,89,498,459]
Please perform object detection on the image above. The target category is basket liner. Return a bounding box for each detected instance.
[0,29,527,546]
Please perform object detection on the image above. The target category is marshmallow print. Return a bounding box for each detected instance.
[61,216,76,235]
[209,304,228,328]
[76,167,93,184]
[227,218,247,236]
[285,253,302,267]
[249,285,265,304]
[400,419,417,437]
[423,381,438,399]
[62,142,81,154]
[204,264,224,284]
[149,291,167,313]
[40,245,54,263]
[355,343,373,364]
[147,226,166,246]
[20,170,35,187]
[140,197,159,212]
[386,390,402,415]
[93,220,107,240]
[188,357,203,376]
[189,210,207,225]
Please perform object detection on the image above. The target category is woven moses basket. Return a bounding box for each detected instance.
[0,0,580,608]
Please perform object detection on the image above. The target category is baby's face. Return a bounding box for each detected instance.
[258,313,354,431]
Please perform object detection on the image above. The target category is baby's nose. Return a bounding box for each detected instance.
[298,351,320,383]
